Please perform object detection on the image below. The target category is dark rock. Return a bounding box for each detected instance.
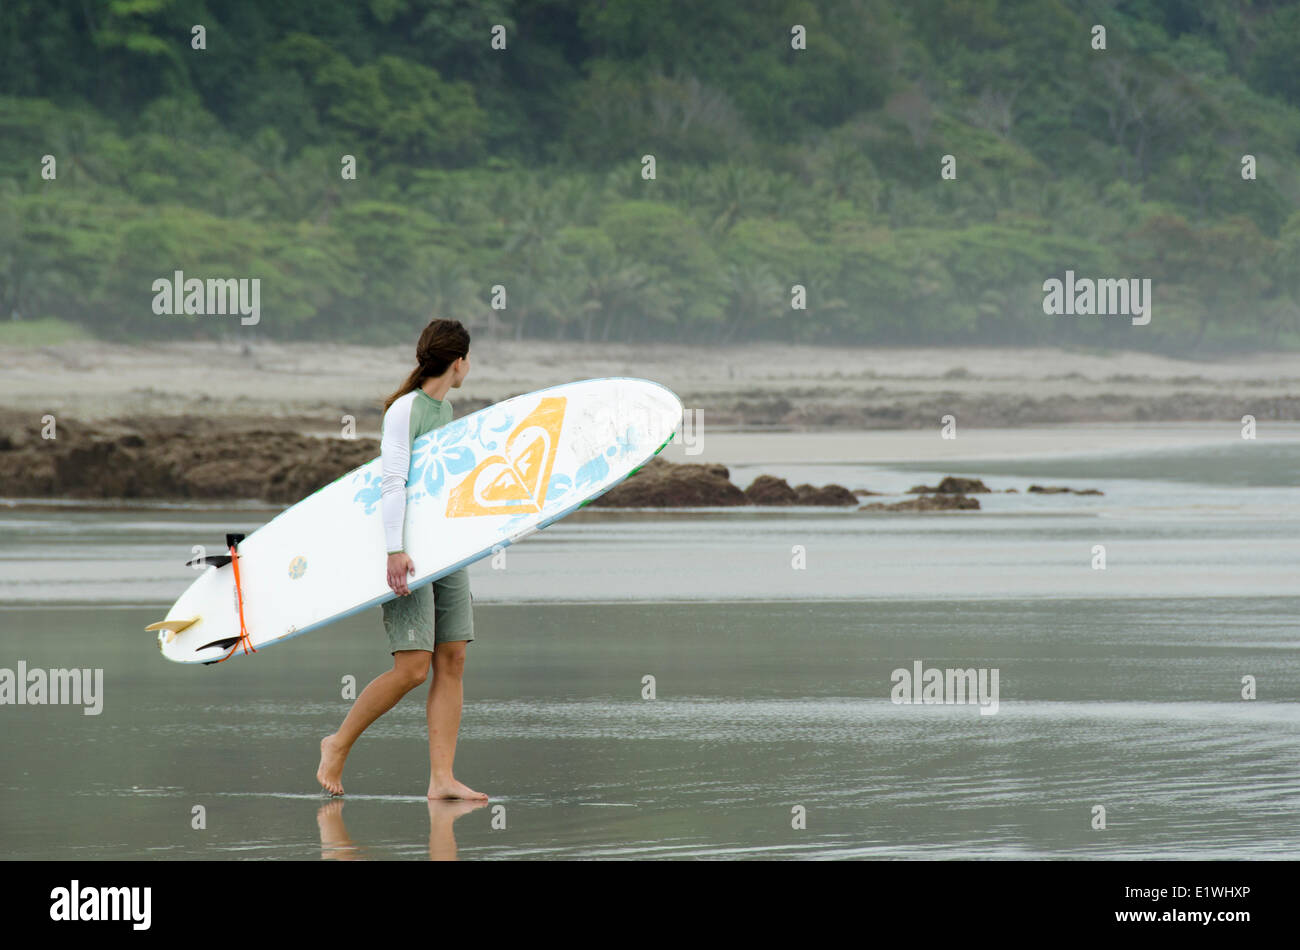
[907,476,991,494]
[593,455,745,507]
[860,494,981,512]
[187,458,273,500]
[744,474,797,505]
[0,422,382,503]
[262,439,375,503]
[0,427,30,451]
[1027,484,1103,495]
[791,483,858,506]
[53,438,180,498]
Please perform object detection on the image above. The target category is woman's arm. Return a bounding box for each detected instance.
[380,395,415,594]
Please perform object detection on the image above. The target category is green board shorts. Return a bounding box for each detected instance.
[382,567,475,654]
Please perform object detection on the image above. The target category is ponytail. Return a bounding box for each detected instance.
[383,318,471,411]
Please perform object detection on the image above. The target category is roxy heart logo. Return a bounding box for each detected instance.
[447,397,565,517]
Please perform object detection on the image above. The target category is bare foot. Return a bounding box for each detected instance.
[428,777,488,801]
[316,735,347,796]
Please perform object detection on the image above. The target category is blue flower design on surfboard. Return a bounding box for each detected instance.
[408,419,477,500]
[351,418,479,513]
[351,470,383,514]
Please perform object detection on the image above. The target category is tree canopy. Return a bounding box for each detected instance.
[1,0,1297,351]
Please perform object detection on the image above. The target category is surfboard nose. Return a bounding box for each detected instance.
[615,377,685,436]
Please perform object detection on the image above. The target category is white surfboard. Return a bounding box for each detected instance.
[148,378,683,664]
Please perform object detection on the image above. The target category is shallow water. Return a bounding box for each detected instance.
[1,432,1298,859]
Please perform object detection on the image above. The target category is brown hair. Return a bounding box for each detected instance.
[383,318,471,411]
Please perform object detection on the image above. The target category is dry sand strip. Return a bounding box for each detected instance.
[2,341,1298,430]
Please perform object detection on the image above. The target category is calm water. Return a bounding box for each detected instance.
[2,430,1298,859]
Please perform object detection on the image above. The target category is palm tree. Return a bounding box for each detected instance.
[718,260,783,344]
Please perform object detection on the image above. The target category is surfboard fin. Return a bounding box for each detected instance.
[184,534,245,569]
[186,554,232,569]
[146,617,200,645]
[197,637,242,653]
[146,618,199,635]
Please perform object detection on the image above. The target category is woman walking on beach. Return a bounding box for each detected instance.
[316,318,487,801]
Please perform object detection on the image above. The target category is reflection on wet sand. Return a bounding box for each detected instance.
[317,798,488,860]
[316,800,363,859]
[427,799,490,861]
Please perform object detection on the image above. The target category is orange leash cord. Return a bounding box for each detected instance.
[217,534,257,663]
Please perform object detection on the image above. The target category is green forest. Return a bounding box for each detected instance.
[1,0,1299,351]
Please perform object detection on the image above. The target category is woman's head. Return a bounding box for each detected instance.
[415,318,470,383]
[384,318,471,410]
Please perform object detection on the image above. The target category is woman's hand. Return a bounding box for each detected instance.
[387,552,415,595]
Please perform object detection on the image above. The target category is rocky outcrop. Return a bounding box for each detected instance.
[744,474,798,505]
[590,456,746,507]
[742,475,857,506]
[791,483,858,506]
[0,417,376,502]
[907,476,991,494]
[0,415,1037,510]
[860,494,981,511]
[594,461,862,508]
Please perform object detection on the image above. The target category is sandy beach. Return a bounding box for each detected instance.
[3,340,1299,434]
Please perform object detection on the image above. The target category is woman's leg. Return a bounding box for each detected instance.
[317,649,432,795]
[427,640,487,800]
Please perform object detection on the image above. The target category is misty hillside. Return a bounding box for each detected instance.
[1,0,1298,351]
